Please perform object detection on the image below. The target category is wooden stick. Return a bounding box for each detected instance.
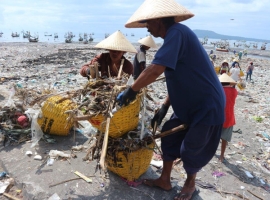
[99,88,115,170]
[74,114,97,121]
[215,190,249,200]
[117,59,125,79]
[247,190,264,200]
[94,62,99,79]
[49,178,81,187]
[3,193,21,200]
[153,124,187,139]
[99,116,111,170]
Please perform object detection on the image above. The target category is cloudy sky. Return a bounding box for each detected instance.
[0,0,269,41]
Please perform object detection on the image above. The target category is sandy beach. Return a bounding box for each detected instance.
[1,42,270,200]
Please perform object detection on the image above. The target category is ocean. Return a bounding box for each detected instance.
[0,31,269,50]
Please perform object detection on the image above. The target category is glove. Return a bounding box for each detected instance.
[117,87,138,106]
[151,104,169,128]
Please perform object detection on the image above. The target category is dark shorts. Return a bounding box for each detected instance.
[161,114,222,174]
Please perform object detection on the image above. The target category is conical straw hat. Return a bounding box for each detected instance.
[95,30,137,53]
[138,35,157,48]
[222,60,229,65]
[125,0,194,28]
[219,73,237,85]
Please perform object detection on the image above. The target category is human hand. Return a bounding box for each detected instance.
[116,87,138,106]
[151,104,169,128]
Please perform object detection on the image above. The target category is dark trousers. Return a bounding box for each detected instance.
[161,114,222,174]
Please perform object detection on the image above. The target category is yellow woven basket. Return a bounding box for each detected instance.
[237,82,246,90]
[214,66,220,75]
[106,142,154,181]
[239,70,245,77]
[37,95,77,136]
[88,94,141,138]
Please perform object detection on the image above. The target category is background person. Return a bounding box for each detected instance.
[238,51,243,60]
[120,0,225,199]
[218,74,238,163]
[80,30,137,79]
[231,58,239,68]
[230,63,240,82]
[133,35,157,79]
[220,60,229,75]
[246,61,254,81]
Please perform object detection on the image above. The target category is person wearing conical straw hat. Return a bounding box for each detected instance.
[220,60,229,75]
[218,74,237,163]
[231,58,239,68]
[80,30,137,79]
[133,35,157,79]
[117,0,225,199]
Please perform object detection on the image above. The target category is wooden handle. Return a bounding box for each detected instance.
[99,117,110,170]
[153,124,187,139]
[117,59,125,79]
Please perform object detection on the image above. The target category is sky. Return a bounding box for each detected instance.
[0,0,270,42]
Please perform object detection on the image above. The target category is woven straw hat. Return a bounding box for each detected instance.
[222,60,229,65]
[233,58,239,62]
[95,30,137,53]
[219,73,237,85]
[138,35,157,48]
[125,0,194,28]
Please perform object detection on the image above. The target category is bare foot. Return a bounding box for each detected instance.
[143,178,172,191]
[175,174,196,200]
[174,185,196,200]
[219,156,224,163]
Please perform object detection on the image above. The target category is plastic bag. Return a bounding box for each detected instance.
[4,87,15,108]
[78,120,97,136]
[25,108,44,147]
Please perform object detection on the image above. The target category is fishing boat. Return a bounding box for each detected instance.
[22,31,30,38]
[261,46,266,50]
[89,35,94,42]
[29,36,38,42]
[216,48,229,52]
[44,32,52,36]
[65,38,72,43]
[11,32,20,37]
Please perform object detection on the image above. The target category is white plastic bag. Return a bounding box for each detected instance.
[78,120,97,136]
[4,87,15,108]
[25,108,44,147]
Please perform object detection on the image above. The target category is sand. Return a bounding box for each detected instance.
[0,42,270,200]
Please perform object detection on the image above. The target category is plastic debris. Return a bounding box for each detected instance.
[244,171,254,178]
[150,160,163,168]
[25,151,33,156]
[49,150,70,159]
[47,158,55,166]
[0,172,7,178]
[212,171,226,177]
[34,155,42,160]
[48,193,61,200]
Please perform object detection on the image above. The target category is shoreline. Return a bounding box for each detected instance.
[0,42,270,200]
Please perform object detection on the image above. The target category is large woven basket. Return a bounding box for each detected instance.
[88,94,141,138]
[106,142,154,181]
[37,95,77,136]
